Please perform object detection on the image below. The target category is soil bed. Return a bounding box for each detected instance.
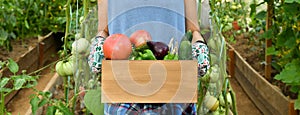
[0,38,38,61]
[227,33,297,99]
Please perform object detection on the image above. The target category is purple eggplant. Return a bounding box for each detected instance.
[147,41,169,60]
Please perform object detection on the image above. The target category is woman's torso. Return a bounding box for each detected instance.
[107,0,186,44]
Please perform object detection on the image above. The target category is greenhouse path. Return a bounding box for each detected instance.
[229,76,263,115]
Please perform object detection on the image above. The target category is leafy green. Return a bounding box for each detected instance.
[13,77,26,90]
[46,106,56,115]
[30,96,40,115]
[295,93,300,110]
[0,78,10,88]
[266,46,278,55]
[275,59,300,85]
[7,58,18,74]
[84,88,104,115]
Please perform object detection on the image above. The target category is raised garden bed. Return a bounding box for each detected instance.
[0,32,63,113]
[226,43,299,115]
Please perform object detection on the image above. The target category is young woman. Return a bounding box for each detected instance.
[88,0,210,114]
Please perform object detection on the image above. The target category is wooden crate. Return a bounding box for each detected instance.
[101,60,198,103]
[226,43,299,115]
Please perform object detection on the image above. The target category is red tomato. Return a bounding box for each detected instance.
[103,34,132,60]
[232,21,240,30]
[129,30,152,48]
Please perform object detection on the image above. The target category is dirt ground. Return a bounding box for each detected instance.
[229,77,263,115]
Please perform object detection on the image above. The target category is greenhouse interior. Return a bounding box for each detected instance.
[0,0,300,115]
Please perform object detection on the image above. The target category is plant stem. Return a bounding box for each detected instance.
[72,90,78,113]
[83,0,89,18]
[197,0,202,26]
[64,0,72,57]
[229,85,238,115]
[0,92,4,115]
[28,59,61,76]
[197,80,203,113]
[223,78,229,115]
[63,76,69,104]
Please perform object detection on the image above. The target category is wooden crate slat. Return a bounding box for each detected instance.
[102,60,198,103]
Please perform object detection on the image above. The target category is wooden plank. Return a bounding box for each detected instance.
[102,60,198,103]
[1,34,60,105]
[234,67,275,115]
[41,45,58,65]
[228,49,235,78]
[233,48,291,115]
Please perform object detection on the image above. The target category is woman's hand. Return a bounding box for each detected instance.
[192,31,204,44]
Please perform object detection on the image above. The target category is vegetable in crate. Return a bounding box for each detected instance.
[103,33,132,60]
[163,53,178,60]
[147,41,169,60]
[178,32,193,60]
[130,30,152,48]
[137,49,156,60]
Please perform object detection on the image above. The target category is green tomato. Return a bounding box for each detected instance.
[55,61,65,76]
[72,38,90,56]
[210,65,220,83]
[63,61,74,76]
[55,60,74,77]
[207,38,217,51]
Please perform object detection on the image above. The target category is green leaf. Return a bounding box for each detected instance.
[56,101,73,115]
[285,0,295,3]
[266,46,278,55]
[255,11,267,20]
[0,88,12,93]
[274,59,300,85]
[271,62,282,72]
[7,58,19,74]
[38,98,48,107]
[290,86,300,93]
[0,29,9,41]
[24,19,29,29]
[0,77,10,88]
[285,0,300,4]
[24,80,37,88]
[14,78,26,90]
[283,3,300,15]
[84,88,104,115]
[295,93,300,110]
[43,91,53,98]
[46,106,56,115]
[30,96,40,115]
[278,28,296,48]
[261,29,273,39]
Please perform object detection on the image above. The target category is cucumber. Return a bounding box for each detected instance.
[185,30,193,42]
[178,36,192,60]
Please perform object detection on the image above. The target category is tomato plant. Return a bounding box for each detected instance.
[0,59,38,115]
[210,0,250,43]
